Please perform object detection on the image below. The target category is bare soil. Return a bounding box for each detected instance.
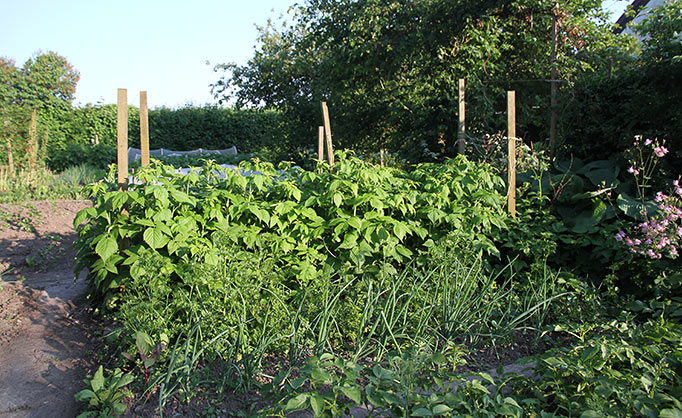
[0,200,95,418]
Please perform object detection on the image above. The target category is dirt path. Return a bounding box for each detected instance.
[0,200,95,418]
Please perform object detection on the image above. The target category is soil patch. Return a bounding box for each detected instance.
[0,200,95,418]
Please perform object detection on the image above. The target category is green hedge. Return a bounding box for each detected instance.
[27,105,288,171]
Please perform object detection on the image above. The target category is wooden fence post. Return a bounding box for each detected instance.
[28,109,37,178]
[549,3,559,157]
[321,101,334,167]
[458,78,466,155]
[318,126,324,173]
[140,91,150,167]
[5,137,13,176]
[507,90,517,218]
[117,88,128,190]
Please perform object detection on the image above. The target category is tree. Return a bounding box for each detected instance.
[213,0,633,162]
[0,51,80,112]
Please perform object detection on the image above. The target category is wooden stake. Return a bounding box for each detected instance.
[458,78,466,155]
[318,126,324,173]
[549,4,558,157]
[507,91,517,218]
[117,88,128,189]
[140,91,150,167]
[321,101,334,167]
[28,110,38,177]
[5,137,13,175]
[380,148,385,167]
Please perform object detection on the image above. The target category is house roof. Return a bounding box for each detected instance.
[614,0,651,33]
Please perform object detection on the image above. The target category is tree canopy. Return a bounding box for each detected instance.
[0,51,80,112]
[213,0,634,161]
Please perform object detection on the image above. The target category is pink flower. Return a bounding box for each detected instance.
[671,246,679,257]
[645,138,652,146]
[628,166,640,175]
[615,231,626,241]
[654,146,669,157]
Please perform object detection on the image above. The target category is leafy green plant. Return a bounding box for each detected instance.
[75,365,134,417]
[513,317,682,417]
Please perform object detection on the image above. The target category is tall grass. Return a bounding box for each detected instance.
[143,255,564,413]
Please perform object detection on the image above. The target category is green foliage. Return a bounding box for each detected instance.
[142,106,287,161]
[74,152,508,310]
[562,0,682,175]
[214,0,632,161]
[0,51,79,111]
[75,365,134,418]
[263,313,682,418]
[263,347,525,417]
[514,317,682,417]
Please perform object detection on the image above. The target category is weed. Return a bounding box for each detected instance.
[75,365,134,418]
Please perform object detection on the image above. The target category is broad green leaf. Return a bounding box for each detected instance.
[112,402,127,415]
[73,207,96,228]
[310,393,325,416]
[340,386,362,404]
[95,236,118,261]
[285,393,309,411]
[411,407,433,416]
[153,208,173,222]
[310,367,332,384]
[347,216,362,230]
[660,409,682,418]
[143,227,170,249]
[339,232,359,250]
[617,192,659,219]
[432,404,453,414]
[74,389,96,402]
[333,192,343,207]
[91,366,105,392]
[152,187,169,206]
[135,331,153,356]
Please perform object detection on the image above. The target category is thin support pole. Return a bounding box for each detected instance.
[550,4,558,157]
[321,101,334,167]
[507,91,517,219]
[318,126,324,173]
[140,91,150,167]
[117,88,128,190]
[458,78,466,155]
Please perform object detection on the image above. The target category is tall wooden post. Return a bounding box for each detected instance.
[458,78,466,155]
[318,126,324,173]
[321,101,334,167]
[5,137,13,175]
[117,88,128,189]
[140,91,150,167]
[507,91,517,218]
[28,109,38,177]
[549,4,559,157]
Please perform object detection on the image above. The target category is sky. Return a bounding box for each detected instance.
[0,0,296,109]
[1,0,630,110]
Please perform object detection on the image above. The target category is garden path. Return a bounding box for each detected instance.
[0,200,94,418]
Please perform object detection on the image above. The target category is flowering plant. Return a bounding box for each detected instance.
[627,136,669,201]
[616,136,681,260]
